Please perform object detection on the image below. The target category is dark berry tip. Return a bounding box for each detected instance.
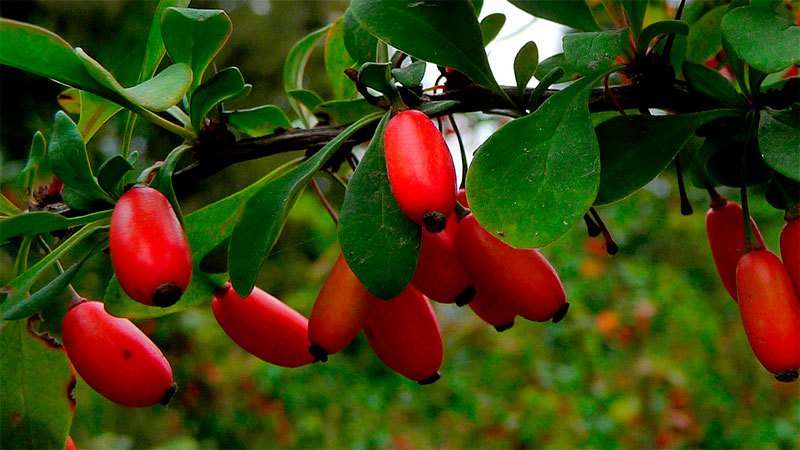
[494,321,514,332]
[309,345,329,363]
[454,287,476,307]
[417,372,441,385]
[422,211,447,233]
[775,370,799,383]
[160,382,178,405]
[552,302,570,323]
[153,283,183,307]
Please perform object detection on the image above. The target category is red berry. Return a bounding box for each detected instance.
[412,215,473,304]
[212,284,314,368]
[62,301,175,407]
[384,110,457,232]
[364,287,443,384]
[457,214,567,322]
[110,185,192,307]
[705,199,765,301]
[308,255,374,361]
[781,217,800,295]
[469,291,516,332]
[65,436,76,450]
[736,249,800,379]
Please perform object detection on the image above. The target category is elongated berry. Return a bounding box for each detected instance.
[705,199,765,300]
[62,301,175,407]
[65,436,76,450]
[364,287,443,384]
[384,109,457,232]
[457,214,568,322]
[781,217,800,295]
[412,215,473,304]
[212,284,314,368]
[308,255,374,361]
[469,291,516,332]
[736,249,800,380]
[110,185,192,307]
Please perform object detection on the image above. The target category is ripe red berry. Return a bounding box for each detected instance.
[65,436,76,450]
[212,284,314,368]
[736,249,800,381]
[384,109,457,232]
[705,199,765,300]
[781,217,800,295]
[62,301,175,407]
[308,255,374,361]
[364,287,443,384]
[110,185,192,307]
[469,291,516,332]
[412,215,474,304]
[457,214,568,322]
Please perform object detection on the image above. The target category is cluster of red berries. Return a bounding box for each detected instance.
[705,194,800,381]
[60,109,570,410]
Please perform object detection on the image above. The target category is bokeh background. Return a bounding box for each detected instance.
[2,1,799,449]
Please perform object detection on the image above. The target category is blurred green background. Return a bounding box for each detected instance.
[2,1,800,449]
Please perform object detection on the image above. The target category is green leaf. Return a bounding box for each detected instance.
[721,6,800,74]
[683,62,746,107]
[339,113,420,299]
[47,111,113,209]
[508,0,600,31]
[284,25,330,125]
[343,9,377,64]
[150,145,191,221]
[228,105,292,137]
[349,0,501,95]
[466,73,605,249]
[513,41,538,95]
[620,0,648,38]
[759,107,800,181]
[189,67,249,130]
[480,13,506,46]
[0,320,74,450]
[0,18,108,96]
[287,89,325,113]
[228,112,383,296]
[563,28,629,76]
[595,110,739,205]
[686,5,727,63]
[314,99,382,125]
[534,53,579,82]
[391,60,427,88]
[96,155,134,196]
[0,210,111,243]
[325,17,358,100]
[417,100,460,117]
[57,88,81,114]
[104,159,300,319]
[2,221,106,312]
[161,7,232,91]
[140,0,191,82]
[16,131,46,192]
[0,193,21,217]
[637,20,688,54]
[76,50,193,112]
[358,62,396,96]
[3,244,98,320]
[77,91,123,142]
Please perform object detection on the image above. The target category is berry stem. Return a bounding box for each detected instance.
[663,0,687,59]
[706,185,726,209]
[589,207,619,255]
[583,213,602,237]
[310,177,339,225]
[447,114,468,190]
[674,158,693,216]
[740,185,760,253]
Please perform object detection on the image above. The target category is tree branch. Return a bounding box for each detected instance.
[173,81,716,189]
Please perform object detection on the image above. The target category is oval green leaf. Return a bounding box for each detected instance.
[563,28,629,76]
[189,66,248,130]
[325,17,358,100]
[759,107,800,182]
[339,112,420,299]
[508,0,600,31]
[721,6,800,74]
[228,105,292,137]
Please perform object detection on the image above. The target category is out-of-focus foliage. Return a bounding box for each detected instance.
[2,1,800,449]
